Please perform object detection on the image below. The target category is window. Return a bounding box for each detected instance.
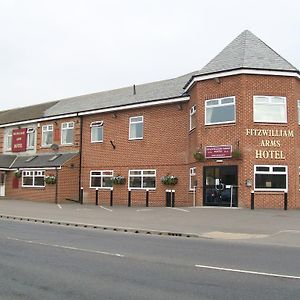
[22,170,45,187]
[190,105,196,130]
[42,125,53,146]
[5,129,12,151]
[61,122,74,145]
[90,121,103,143]
[205,96,235,125]
[190,167,197,190]
[129,116,143,140]
[90,170,113,189]
[129,170,156,189]
[254,96,287,123]
[27,128,35,150]
[298,100,300,124]
[254,165,287,191]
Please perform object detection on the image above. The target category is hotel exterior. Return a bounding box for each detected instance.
[0,30,300,208]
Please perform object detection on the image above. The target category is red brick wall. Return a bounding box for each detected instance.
[191,74,300,208]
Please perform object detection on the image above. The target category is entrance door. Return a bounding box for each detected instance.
[0,172,5,197]
[203,166,238,207]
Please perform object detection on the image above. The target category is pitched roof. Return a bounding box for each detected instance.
[0,155,17,169]
[196,30,299,76]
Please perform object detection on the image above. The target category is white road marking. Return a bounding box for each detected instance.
[57,204,62,209]
[195,264,300,280]
[167,207,190,212]
[100,206,113,212]
[136,209,153,212]
[7,237,124,258]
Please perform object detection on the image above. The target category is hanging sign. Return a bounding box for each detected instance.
[205,145,232,159]
[12,128,27,152]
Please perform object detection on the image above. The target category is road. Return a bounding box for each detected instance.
[0,219,299,300]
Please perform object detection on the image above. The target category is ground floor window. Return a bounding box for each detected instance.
[128,170,156,189]
[90,170,113,188]
[254,165,287,191]
[189,167,197,190]
[22,170,45,187]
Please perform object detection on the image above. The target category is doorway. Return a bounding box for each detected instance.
[203,166,238,207]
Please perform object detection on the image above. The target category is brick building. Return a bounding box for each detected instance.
[0,30,299,208]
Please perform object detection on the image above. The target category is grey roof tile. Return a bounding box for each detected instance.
[11,152,79,168]
[0,155,17,169]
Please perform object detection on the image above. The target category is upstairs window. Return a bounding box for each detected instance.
[253,96,287,123]
[190,105,196,131]
[205,96,235,125]
[129,116,143,140]
[90,121,103,143]
[61,122,74,145]
[5,129,12,151]
[27,128,35,150]
[42,125,53,147]
[22,170,45,188]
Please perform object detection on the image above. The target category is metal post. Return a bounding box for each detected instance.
[110,188,113,207]
[128,189,131,207]
[95,188,99,206]
[230,185,233,208]
[171,190,175,207]
[251,191,254,210]
[146,189,149,207]
[193,188,196,207]
[80,187,83,205]
[284,192,288,210]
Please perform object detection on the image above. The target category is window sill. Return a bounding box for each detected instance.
[205,123,236,128]
[253,122,288,126]
[189,128,196,134]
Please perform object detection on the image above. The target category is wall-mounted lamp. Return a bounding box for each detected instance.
[112,113,117,118]
[214,77,221,84]
[177,104,183,111]
[110,140,116,150]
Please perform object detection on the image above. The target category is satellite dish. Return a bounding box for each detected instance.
[50,144,59,150]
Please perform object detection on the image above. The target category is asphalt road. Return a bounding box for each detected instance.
[0,220,299,300]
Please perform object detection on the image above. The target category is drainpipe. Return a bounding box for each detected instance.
[78,115,83,203]
[55,167,58,204]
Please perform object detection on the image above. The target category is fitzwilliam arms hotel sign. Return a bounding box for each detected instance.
[246,128,294,160]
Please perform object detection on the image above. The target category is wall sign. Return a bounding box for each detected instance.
[12,128,27,152]
[205,145,232,159]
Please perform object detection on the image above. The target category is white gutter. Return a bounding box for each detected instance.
[0,113,78,128]
[184,69,300,91]
[78,96,190,116]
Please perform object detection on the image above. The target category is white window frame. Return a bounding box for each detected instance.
[254,165,288,192]
[129,116,144,140]
[205,96,236,125]
[253,96,287,124]
[5,129,13,151]
[90,121,103,143]
[27,128,35,150]
[128,169,156,190]
[42,124,53,147]
[22,170,45,188]
[189,167,196,191]
[189,105,196,131]
[298,100,300,125]
[61,122,75,145]
[90,170,113,189]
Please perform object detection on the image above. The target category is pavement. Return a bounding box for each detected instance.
[1,199,300,243]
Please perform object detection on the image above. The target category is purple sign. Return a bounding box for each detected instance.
[205,145,232,159]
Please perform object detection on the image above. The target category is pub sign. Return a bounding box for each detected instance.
[12,128,27,152]
[205,145,232,159]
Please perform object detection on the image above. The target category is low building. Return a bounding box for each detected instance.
[0,30,299,208]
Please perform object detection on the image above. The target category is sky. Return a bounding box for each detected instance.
[0,0,299,111]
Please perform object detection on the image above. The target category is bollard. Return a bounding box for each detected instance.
[80,187,83,205]
[110,188,113,207]
[284,192,288,210]
[146,189,149,207]
[128,190,131,207]
[251,191,254,210]
[95,188,99,206]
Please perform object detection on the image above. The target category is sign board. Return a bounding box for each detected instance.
[12,128,27,152]
[205,145,232,159]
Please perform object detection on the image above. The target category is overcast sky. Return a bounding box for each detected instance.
[0,0,299,111]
